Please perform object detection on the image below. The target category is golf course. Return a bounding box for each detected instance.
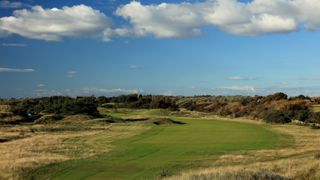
[27,109,293,179]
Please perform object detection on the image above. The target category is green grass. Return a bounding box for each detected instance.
[28,109,294,180]
[102,108,172,119]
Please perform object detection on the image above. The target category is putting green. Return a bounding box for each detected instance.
[30,118,293,179]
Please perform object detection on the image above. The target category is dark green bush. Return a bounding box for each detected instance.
[264,112,291,123]
[10,96,100,117]
[307,112,320,124]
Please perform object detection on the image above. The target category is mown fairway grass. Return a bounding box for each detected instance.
[29,110,293,180]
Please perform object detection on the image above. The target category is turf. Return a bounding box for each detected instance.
[29,110,293,180]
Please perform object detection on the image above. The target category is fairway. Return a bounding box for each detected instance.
[29,115,293,180]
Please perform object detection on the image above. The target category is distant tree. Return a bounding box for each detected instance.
[289,95,311,100]
[97,96,109,105]
[265,92,288,101]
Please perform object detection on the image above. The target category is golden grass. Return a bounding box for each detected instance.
[166,124,320,180]
[311,104,320,112]
[0,105,10,113]
[0,122,149,180]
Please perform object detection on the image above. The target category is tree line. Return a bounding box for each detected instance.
[1,92,320,124]
[97,92,320,124]
[1,96,99,118]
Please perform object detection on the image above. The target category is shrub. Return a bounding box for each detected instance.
[264,112,291,123]
[307,112,320,124]
[9,96,100,117]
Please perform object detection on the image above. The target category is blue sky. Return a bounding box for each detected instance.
[1,0,320,98]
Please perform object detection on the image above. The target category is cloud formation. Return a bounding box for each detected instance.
[221,86,256,92]
[34,89,64,97]
[0,5,111,41]
[114,0,320,38]
[229,76,256,81]
[0,67,34,73]
[0,0,24,9]
[67,71,77,78]
[114,0,297,37]
[37,84,46,88]
[2,43,27,47]
[82,88,140,95]
[2,1,320,41]
[129,65,139,70]
[115,1,205,38]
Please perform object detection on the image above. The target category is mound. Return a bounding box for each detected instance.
[102,117,149,123]
[0,112,24,124]
[98,116,185,126]
[150,118,185,125]
[62,115,95,121]
[124,118,149,122]
[34,114,64,124]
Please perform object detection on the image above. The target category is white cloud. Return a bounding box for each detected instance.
[221,86,256,92]
[161,90,174,96]
[229,76,256,81]
[81,88,140,95]
[3,1,320,41]
[0,67,34,72]
[203,0,297,35]
[2,43,27,47]
[218,14,297,35]
[103,27,132,41]
[34,89,64,97]
[0,5,111,41]
[67,71,77,74]
[113,0,320,38]
[115,1,205,38]
[0,0,23,8]
[37,84,46,88]
[67,70,77,78]
[129,65,139,69]
[204,0,251,26]
[114,0,296,38]
[293,0,320,30]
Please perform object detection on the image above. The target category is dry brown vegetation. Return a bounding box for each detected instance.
[166,123,320,180]
[312,105,320,112]
[0,116,149,180]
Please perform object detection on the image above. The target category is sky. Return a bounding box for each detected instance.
[1,0,320,98]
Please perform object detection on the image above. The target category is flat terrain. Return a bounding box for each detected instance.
[26,109,292,179]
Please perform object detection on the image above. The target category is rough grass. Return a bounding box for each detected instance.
[27,109,293,180]
[0,117,149,179]
[311,104,320,112]
[0,105,10,112]
[99,108,207,119]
